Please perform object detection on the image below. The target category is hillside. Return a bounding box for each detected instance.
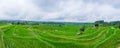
[0,24,119,48]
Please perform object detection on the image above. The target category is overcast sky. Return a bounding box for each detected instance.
[0,0,120,22]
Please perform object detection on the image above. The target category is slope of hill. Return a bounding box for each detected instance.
[0,24,119,48]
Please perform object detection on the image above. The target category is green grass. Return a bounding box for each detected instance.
[0,24,119,48]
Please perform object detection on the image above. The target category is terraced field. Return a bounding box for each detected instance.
[0,24,120,48]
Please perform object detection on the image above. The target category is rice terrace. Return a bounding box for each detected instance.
[0,20,119,48]
[0,0,120,48]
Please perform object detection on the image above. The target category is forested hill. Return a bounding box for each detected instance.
[0,20,120,26]
[0,20,91,25]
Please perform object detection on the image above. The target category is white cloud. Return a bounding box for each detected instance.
[0,0,120,22]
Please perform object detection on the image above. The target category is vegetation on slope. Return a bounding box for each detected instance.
[0,23,119,48]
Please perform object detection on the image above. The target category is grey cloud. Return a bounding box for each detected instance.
[83,0,120,9]
[0,0,120,22]
[32,0,62,12]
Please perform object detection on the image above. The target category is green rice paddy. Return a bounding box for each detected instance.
[0,24,119,48]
